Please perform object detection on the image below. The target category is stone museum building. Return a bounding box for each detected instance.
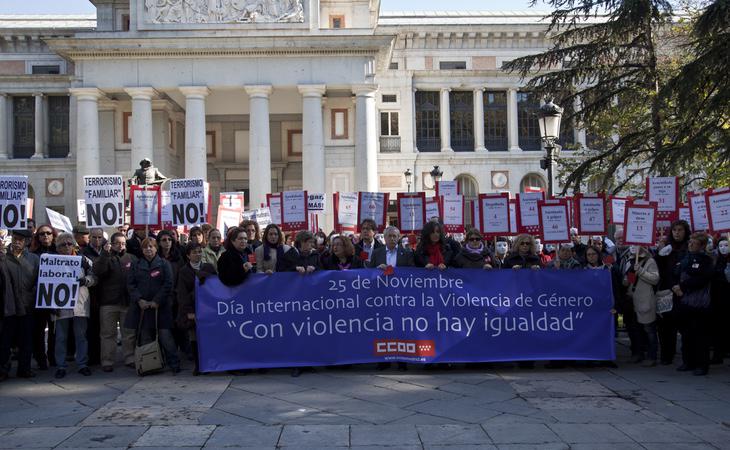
[0,0,585,229]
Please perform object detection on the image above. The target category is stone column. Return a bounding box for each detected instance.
[124,87,157,172]
[353,85,378,192]
[507,88,520,151]
[298,84,326,195]
[179,86,210,180]
[439,87,453,152]
[473,88,486,152]
[0,93,7,159]
[32,93,43,159]
[69,88,103,200]
[245,85,273,209]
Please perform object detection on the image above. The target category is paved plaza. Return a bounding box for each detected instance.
[2,341,730,450]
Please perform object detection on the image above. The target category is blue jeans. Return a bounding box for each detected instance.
[55,317,88,369]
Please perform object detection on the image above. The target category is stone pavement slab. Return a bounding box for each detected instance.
[349,424,420,446]
[132,424,215,447]
[277,424,349,447]
[416,424,491,446]
[615,422,704,443]
[203,425,281,448]
[0,426,79,448]
[547,423,634,443]
[482,423,562,444]
[57,425,147,448]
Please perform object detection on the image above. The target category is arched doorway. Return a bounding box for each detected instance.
[455,174,479,228]
[520,173,547,193]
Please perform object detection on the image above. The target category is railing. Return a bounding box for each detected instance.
[379,136,401,153]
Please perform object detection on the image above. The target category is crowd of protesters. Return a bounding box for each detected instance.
[0,217,728,380]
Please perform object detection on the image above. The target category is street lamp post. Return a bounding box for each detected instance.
[404,168,412,192]
[537,100,563,197]
[429,165,443,188]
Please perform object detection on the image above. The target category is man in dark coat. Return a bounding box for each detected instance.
[368,226,415,269]
[354,219,383,266]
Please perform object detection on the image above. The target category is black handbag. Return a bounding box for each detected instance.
[678,273,711,310]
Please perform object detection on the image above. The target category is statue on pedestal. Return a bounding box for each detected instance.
[130,158,168,186]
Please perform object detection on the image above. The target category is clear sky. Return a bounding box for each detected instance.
[0,0,542,14]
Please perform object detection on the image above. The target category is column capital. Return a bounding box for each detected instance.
[32,92,44,98]
[440,87,452,93]
[179,86,210,99]
[352,84,377,97]
[124,87,159,100]
[69,87,105,101]
[297,84,326,97]
[473,87,485,92]
[245,85,273,98]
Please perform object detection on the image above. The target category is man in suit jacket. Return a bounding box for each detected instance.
[369,226,415,269]
[354,219,383,265]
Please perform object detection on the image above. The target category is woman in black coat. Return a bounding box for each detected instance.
[176,242,216,375]
[280,231,322,274]
[710,237,730,364]
[414,221,454,269]
[673,232,714,376]
[504,234,542,269]
[453,228,492,269]
[125,237,180,373]
[321,235,363,271]
[217,226,254,286]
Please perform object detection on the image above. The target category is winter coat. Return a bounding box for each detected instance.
[454,247,492,269]
[125,255,174,330]
[626,256,660,324]
[0,255,16,318]
[321,254,364,271]
[93,251,136,307]
[354,239,384,265]
[546,257,582,270]
[675,251,714,308]
[5,249,40,316]
[176,262,217,330]
[255,243,291,273]
[201,245,225,267]
[503,253,542,269]
[368,245,416,268]
[280,247,322,272]
[217,248,252,286]
[53,255,96,320]
[414,242,454,268]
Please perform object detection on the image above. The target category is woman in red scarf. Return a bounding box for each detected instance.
[414,221,454,269]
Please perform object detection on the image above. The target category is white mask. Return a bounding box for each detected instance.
[534,239,543,253]
[545,244,555,253]
[706,237,714,252]
[495,242,508,255]
[629,245,638,255]
[719,241,729,255]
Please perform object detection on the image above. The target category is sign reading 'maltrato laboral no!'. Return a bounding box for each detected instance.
[35,254,82,310]
[83,175,124,228]
[0,175,28,230]
[169,178,206,226]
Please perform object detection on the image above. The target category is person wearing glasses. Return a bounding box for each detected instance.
[30,225,58,370]
[240,219,262,252]
[217,226,254,286]
[125,237,180,374]
[94,232,137,372]
[52,233,97,379]
[504,234,542,270]
[0,230,39,380]
[454,229,492,269]
[82,228,106,367]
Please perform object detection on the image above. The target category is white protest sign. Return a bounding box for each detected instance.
[435,180,459,198]
[82,175,124,228]
[471,199,480,232]
[253,207,272,228]
[576,194,606,234]
[307,193,326,212]
[281,190,308,232]
[0,175,29,230]
[647,177,678,218]
[425,197,440,221]
[516,192,544,233]
[398,193,426,233]
[480,194,510,236]
[46,208,73,233]
[336,192,358,231]
[509,201,517,234]
[169,178,206,226]
[610,197,629,224]
[538,200,570,244]
[76,199,86,223]
[705,188,730,233]
[217,206,243,235]
[442,195,464,233]
[266,193,282,225]
[357,192,388,231]
[679,205,691,225]
[161,191,172,223]
[688,191,709,231]
[35,254,82,309]
[219,192,245,211]
[623,202,657,245]
[130,185,161,227]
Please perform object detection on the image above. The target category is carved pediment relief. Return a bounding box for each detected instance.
[144,0,305,24]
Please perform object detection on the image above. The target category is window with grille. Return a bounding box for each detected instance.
[415,91,440,152]
[484,90,508,151]
[439,61,466,70]
[381,94,397,103]
[380,112,399,136]
[449,91,474,152]
[455,174,479,227]
[32,65,60,75]
[388,62,399,70]
[517,92,541,151]
[48,96,69,158]
[13,96,34,158]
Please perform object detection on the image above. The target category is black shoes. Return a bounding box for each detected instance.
[78,367,92,376]
[676,364,693,372]
[693,368,709,376]
[55,369,66,379]
[291,368,302,378]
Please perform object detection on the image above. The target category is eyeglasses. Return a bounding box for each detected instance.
[519,242,531,245]
[38,231,53,236]
[57,242,75,248]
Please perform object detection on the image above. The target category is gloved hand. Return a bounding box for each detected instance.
[658,245,673,257]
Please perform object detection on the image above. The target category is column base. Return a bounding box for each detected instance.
[475,147,487,153]
[441,148,454,153]
[30,153,43,159]
[509,147,522,154]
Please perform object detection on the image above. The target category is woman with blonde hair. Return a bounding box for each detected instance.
[504,234,542,269]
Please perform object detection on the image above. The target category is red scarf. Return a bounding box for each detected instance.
[426,242,444,266]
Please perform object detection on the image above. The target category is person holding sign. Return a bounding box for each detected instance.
[124,238,180,374]
[414,221,454,270]
[255,224,291,274]
[217,227,254,287]
[454,229,492,269]
[673,232,714,376]
[622,246,660,367]
[0,230,39,380]
[52,233,97,379]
